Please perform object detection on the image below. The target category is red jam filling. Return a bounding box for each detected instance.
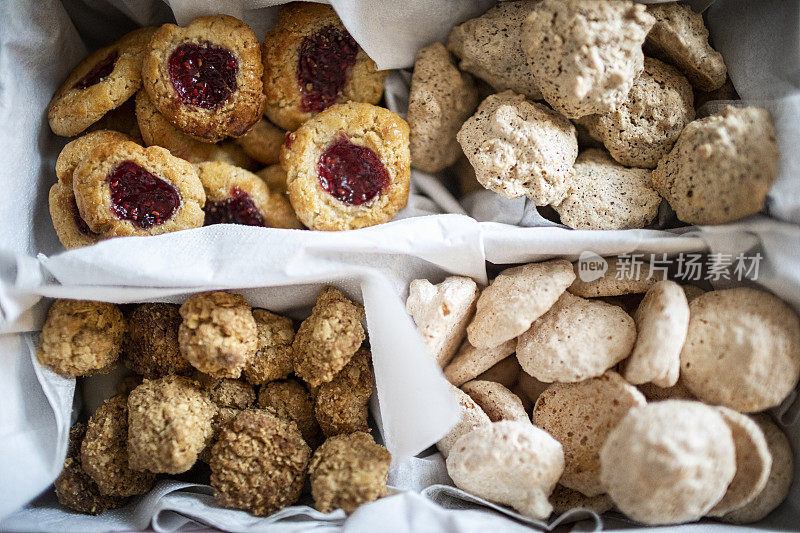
[106,161,180,229]
[318,136,389,206]
[204,187,265,227]
[168,43,238,109]
[74,50,119,90]
[297,25,359,113]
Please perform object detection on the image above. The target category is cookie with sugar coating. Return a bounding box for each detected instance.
[458,91,578,204]
[517,292,636,383]
[406,276,479,367]
[709,407,771,517]
[622,280,689,388]
[652,105,780,225]
[408,43,480,173]
[553,149,661,230]
[568,256,665,298]
[468,260,575,349]
[533,371,645,497]
[521,0,654,119]
[579,57,695,169]
[446,421,564,519]
[680,287,800,412]
[436,385,491,458]
[461,380,529,423]
[447,1,543,100]
[645,2,727,92]
[599,400,736,525]
[444,340,516,387]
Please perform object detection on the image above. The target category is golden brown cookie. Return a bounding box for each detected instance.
[49,182,104,250]
[193,372,256,409]
[256,164,289,195]
[48,27,156,137]
[292,287,365,387]
[282,102,410,231]
[196,161,301,228]
[56,130,136,186]
[142,15,265,142]
[135,89,257,168]
[258,378,320,446]
[235,118,285,165]
[86,96,143,141]
[243,309,295,385]
[261,2,386,131]
[210,409,311,515]
[309,432,391,513]
[178,291,259,379]
[37,299,125,377]
[123,302,192,378]
[315,349,374,438]
[73,140,205,237]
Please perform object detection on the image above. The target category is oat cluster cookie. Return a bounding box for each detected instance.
[310,431,391,513]
[258,379,320,445]
[210,409,311,516]
[196,161,301,229]
[553,149,661,230]
[645,2,727,92]
[292,287,365,387]
[123,303,192,378]
[315,349,374,438]
[282,102,411,231]
[127,375,216,474]
[652,105,780,225]
[521,0,654,119]
[458,91,578,204]
[142,15,265,142]
[447,421,565,519]
[579,58,695,169]
[407,43,480,173]
[261,3,386,131]
[49,27,156,137]
[178,291,259,378]
[37,299,125,377]
[244,309,295,384]
[447,1,543,100]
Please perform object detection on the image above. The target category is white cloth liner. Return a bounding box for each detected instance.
[1,0,799,531]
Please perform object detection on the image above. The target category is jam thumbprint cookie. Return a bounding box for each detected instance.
[196,161,302,229]
[142,15,265,142]
[281,102,410,231]
[48,27,157,137]
[262,3,387,131]
[73,140,205,237]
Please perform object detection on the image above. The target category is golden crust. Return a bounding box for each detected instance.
[196,161,302,229]
[123,302,193,378]
[257,379,321,446]
[261,2,387,131]
[235,118,285,165]
[49,27,157,137]
[73,140,206,237]
[256,164,289,195]
[210,409,311,515]
[309,432,390,513]
[49,182,104,250]
[315,349,374,438]
[37,299,125,376]
[56,130,136,186]
[282,102,411,231]
[142,15,265,142]
[244,309,295,384]
[292,287,365,387]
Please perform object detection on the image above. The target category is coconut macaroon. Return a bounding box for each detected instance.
[37,299,125,377]
[516,292,636,383]
[467,260,575,349]
[461,380,529,423]
[521,0,654,119]
[553,149,661,230]
[407,43,480,173]
[444,339,516,387]
[652,106,780,225]
[709,408,771,517]
[127,375,216,474]
[406,276,479,367]
[723,414,794,524]
[243,309,295,385]
[447,1,543,100]
[446,421,565,519]
[436,385,492,458]
[579,58,695,168]
[622,280,689,388]
[178,291,259,379]
[309,432,391,513]
[458,91,578,204]
[644,2,727,92]
[680,288,800,413]
[599,400,736,525]
[533,371,646,497]
[568,256,665,298]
